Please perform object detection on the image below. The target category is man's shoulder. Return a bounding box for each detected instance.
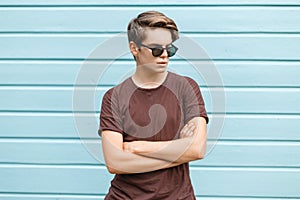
[168,71,197,86]
[103,77,133,97]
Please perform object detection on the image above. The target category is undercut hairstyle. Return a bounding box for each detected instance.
[127,11,179,45]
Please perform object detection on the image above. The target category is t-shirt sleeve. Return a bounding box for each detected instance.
[98,88,123,137]
[183,77,209,124]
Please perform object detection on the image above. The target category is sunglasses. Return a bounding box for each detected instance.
[139,43,178,57]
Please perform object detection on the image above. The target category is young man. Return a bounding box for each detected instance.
[99,11,208,199]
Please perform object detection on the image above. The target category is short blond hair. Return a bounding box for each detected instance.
[127,11,179,45]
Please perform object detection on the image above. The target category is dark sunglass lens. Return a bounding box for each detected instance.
[152,47,164,57]
[167,46,177,57]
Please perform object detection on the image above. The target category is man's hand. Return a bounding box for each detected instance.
[180,122,196,138]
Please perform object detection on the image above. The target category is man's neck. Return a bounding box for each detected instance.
[132,69,168,89]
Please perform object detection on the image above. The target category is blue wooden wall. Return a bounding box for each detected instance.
[1,1,300,199]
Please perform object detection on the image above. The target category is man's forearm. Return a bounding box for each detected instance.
[102,134,182,174]
[108,152,182,174]
[124,137,204,163]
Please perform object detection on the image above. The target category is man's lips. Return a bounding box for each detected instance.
[157,61,168,65]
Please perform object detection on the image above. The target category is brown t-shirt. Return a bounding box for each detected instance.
[99,72,208,200]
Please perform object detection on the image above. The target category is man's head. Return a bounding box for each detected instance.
[127,11,179,71]
[127,11,179,45]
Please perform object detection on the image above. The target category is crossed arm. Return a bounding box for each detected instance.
[101,116,207,174]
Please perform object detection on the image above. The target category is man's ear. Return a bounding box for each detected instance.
[129,41,139,57]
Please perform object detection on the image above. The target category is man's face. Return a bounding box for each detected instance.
[136,27,173,73]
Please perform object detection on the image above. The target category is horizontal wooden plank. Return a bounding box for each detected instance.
[1,113,299,141]
[0,113,87,138]
[190,167,300,197]
[0,139,299,167]
[0,139,103,165]
[1,7,300,33]
[216,88,300,114]
[193,141,300,167]
[0,61,80,86]
[0,194,106,200]
[0,165,112,194]
[0,87,300,113]
[1,61,300,87]
[217,114,300,140]
[0,165,299,197]
[0,34,300,60]
[0,194,293,200]
[1,0,300,6]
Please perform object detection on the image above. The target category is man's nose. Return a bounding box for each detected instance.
[160,49,168,58]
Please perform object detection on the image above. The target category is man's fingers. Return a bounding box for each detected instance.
[123,142,133,152]
[180,123,196,137]
[123,142,129,151]
[186,124,196,136]
[180,124,188,135]
[181,124,190,135]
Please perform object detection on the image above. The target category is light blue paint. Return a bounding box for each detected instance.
[1,114,300,142]
[1,139,300,167]
[1,35,300,59]
[0,1,299,199]
[1,7,300,32]
[1,87,300,113]
[1,61,300,87]
[0,165,299,197]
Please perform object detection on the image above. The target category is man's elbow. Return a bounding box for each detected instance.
[179,149,205,163]
[106,166,124,174]
[196,150,206,160]
[107,166,117,174]
[191,145,206,160]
